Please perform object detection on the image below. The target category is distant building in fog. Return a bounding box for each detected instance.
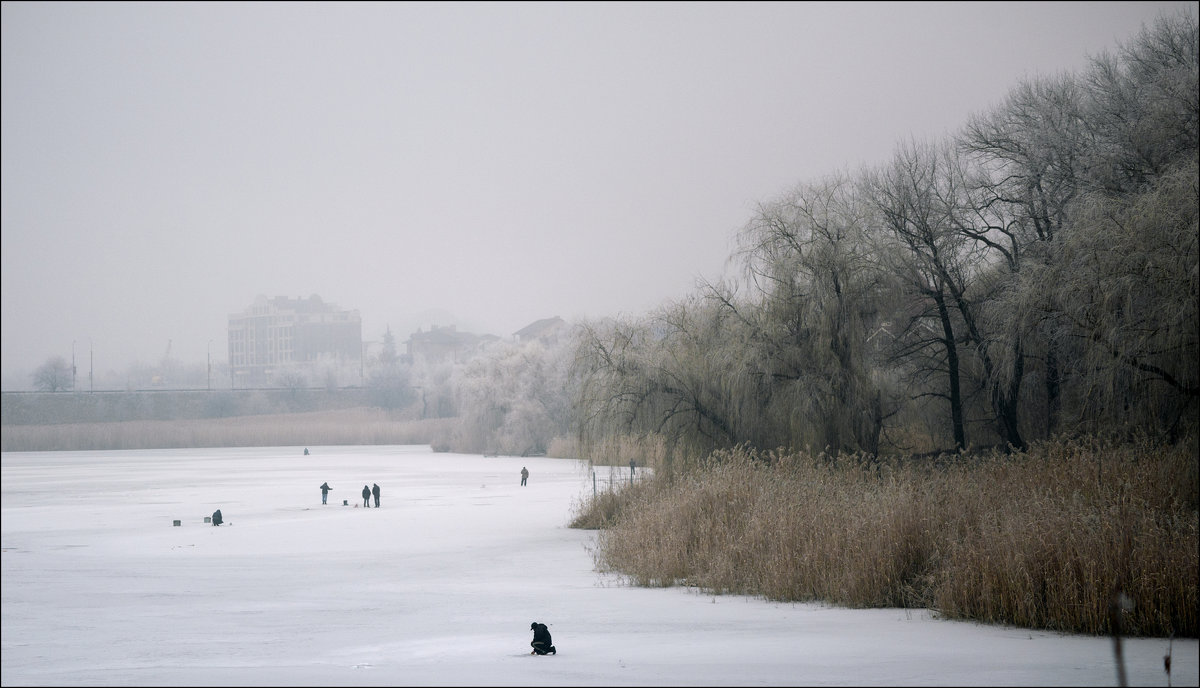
[406,324,491,364]
[402,317,567,365]
[513,316,567,344]
[228,294,362,387]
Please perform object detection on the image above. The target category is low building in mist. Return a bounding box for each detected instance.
[513,316,567,344]
[402,317,564,366]
[228,294,362,388]
[405,324,492,365]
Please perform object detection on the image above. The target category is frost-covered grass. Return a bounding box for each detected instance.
[577,438,1199,637]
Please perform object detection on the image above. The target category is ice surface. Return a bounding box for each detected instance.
[2,446,1194,686]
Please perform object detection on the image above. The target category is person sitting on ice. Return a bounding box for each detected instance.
[211,509,223,526]
[530,621,555,655]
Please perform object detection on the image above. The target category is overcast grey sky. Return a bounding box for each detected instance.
[2,1,1195,386]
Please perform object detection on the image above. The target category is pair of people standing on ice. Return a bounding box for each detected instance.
[361,483,380,507]
[322,482,379,507]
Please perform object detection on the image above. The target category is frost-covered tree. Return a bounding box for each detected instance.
[32,356,73,392]
[989,10,1199,440]
[1081,11,1198,195]
[729,171,895,455]
[1035,159,1198,438]
[453,332,575,455]
[959,73,1089,437]
[573,297,766,471]
[864,140,982,449]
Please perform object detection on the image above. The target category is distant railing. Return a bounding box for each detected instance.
[589,463,648,497]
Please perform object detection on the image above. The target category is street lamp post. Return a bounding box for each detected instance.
[72,340,77,392]
[207,340,213,391]
[89,339,93,392]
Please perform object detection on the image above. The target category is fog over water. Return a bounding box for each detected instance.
[2,1,1195,389]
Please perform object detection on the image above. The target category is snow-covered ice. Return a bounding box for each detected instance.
[2,445,1194,686]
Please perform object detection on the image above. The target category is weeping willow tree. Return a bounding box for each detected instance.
[571,297,768,475]
[1066,11,1198,441]
[1030,159,1199,439]
[723,172,898,456]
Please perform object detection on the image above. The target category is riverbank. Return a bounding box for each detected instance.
[0,407,451,451]
[575,439,1199,638]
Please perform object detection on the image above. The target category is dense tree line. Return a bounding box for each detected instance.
[25,15,1191,469]
[155,12,1189,464]
[572,12,1198,468]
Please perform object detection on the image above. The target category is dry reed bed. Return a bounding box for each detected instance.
[0,409,456,451]
[580,439,1198,637]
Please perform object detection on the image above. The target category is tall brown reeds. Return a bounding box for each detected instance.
[575,437,1198,637]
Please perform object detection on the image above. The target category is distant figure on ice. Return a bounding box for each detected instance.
[304,447,310,455]
[530,621,555,655]
[320,482,332,505]
[211,509,223,526]
[520,467,529,486]
[362,485,371,508]
[372,483,380,508]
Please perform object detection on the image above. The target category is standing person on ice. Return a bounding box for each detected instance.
[372,483,380,508]
[320,482,331,505]
[529,621,555,655]
[362,484,371,508]
[520,467,529,486]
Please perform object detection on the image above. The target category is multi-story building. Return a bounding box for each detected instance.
[228,294,362,387]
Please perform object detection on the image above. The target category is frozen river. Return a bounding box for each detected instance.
[2,445,1193,686]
